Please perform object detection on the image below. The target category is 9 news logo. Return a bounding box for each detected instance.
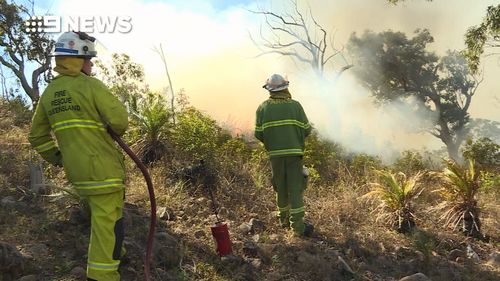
[24,15,132,34]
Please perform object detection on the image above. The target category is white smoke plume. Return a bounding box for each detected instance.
[291,70,440,161]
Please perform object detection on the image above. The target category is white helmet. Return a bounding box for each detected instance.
[263,74,289,92]
[53,31,97,58]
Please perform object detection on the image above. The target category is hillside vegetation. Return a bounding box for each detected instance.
[0,97,499,281]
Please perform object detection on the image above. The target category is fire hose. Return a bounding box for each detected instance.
[107,127,156,281]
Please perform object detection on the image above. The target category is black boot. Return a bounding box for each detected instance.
[303,222,314,237]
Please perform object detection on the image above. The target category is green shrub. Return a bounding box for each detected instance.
[0,96,33,127]
[349,153,383,180]
[363,170,424,233]
[462,137,499,168]
[129,92,172,164]
[392,150,426,175]
[171,107,223,161]
[433,159,485,238]
[304,130,343,182]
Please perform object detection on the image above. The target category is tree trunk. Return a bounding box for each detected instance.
[445,141,461,163]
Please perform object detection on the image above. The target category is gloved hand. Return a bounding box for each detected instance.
[302,165,309,190]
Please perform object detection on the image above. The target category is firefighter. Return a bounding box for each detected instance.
[29,31,128,280]
[254,74,314,237]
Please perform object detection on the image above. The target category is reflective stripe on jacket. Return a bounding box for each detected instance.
[254,96,311,158]
[29,73,128,195]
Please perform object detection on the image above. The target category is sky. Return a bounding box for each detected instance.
[17,0,500,158]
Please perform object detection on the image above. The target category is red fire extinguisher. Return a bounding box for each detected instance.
[203,162,232,256]
[211,222,232,256]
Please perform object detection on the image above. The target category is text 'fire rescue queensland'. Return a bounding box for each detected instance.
[25,15,132,33]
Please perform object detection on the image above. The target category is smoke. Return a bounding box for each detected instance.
[291,70,440,162]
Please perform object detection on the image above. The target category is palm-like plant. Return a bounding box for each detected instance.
[433,159,483,238]
[130,92,172,164]
[362,170,424,233]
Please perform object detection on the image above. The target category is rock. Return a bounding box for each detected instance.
[414,250,425,262]
[399,273,431,281]
[29,243,49,260]
[337,256,355,275]
[221,254,243,264]
[433,255,463,281]
[218,207,229,217]
[194,230,205,239]
[155,232,177,244]
[238,222,252,234]
[248,212,259,219]
[242,241,258,257]
[157,206,172,220]
[266,272,282,281]
[70,266,86,279]
[68,206,90,226]
[18,275,37,281]
[251,234,260,243]
[297,251,315,264]
[379,242,386,252]
[48,221,66,233]
[325,248,340,258]
[395,246,414,258]
[466,244,479,261]
[487,251,500,267]
[0,242,24,277]
[248,258,262,268]
[154,268,179,280]
[449,249,465,261]
[177,210,185,218]
[249,218,265,232]
[0,196,16,209]
[196,197,207,204]
[269,234,279,241]
[153,232,181,267]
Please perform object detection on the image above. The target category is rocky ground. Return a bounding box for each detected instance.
[0,121,499,281]
[1,174,499,281]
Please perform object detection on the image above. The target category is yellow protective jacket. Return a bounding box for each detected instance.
[29,73,128,195]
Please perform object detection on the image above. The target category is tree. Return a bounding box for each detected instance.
[466,118,500,144]
[0,0,54,107]
[94,53,147,111]
[348,29,481,161]
[248,0,352,80]
[464,4,500,74]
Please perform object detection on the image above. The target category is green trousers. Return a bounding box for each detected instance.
[81,190,125,281]
[270,156,306,235]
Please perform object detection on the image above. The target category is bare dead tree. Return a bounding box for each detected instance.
[153,44,176,125]
[248,0,352,81]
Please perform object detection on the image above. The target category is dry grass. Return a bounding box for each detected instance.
[0,110,499,280]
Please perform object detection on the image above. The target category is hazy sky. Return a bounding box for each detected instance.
[28,0,500,157]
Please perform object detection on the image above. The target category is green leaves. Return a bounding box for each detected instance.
[363,170,424,232]
[463,4,500,73]
[348,29,477,161]
[364,170,424,210]
[433,159,485,237]
[128,92,172,164]
[438,159,481,201]
[171,107,223,161]
[95,53,147,108]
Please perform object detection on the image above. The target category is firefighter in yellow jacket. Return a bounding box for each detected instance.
[29,31,127,281]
